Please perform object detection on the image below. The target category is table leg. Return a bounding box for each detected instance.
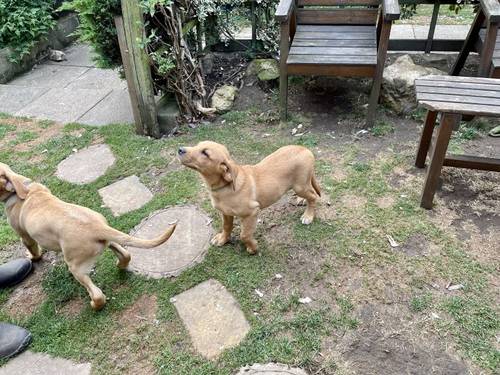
[420,113,461,209]
[415,110,438,168]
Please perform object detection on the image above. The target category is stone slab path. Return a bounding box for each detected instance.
[236,363,309,375]
[172,279,250,359]
[127,206,213,278]
[0,44,133,126]
[0,351,91,375]
[56,144,115,184]
[98,175,153,216]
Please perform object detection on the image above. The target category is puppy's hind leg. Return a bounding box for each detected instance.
[109,242,131,269]
[64,249,106,311]
[294,179,320,225]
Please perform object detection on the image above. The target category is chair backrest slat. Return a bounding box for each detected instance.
[296,8,379,25]
[297,0,379,6]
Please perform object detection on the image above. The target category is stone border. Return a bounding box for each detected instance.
[0,13,79,84]
[127,205,213,278]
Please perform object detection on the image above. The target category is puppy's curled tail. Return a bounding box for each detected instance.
[100,223,177,248]
[312,174,321,197]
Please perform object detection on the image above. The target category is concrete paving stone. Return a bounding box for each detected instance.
[46,44,96,67]
[9,64,89,88]
[65,68,127,90]
[413,25,469,40]
[77,88,134,126]
[172,279,250,359]
[390,25,415,39]
[0,351,91,375]
[98,175,153,216]
[0,85,49,113]
[236,363,309,375]
[126,205,213,278]
[56,144,115,184]
[16,87,111,123]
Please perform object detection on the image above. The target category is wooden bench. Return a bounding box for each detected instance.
[451,0,500,78]
[275,0,400,125]
[415,75,500,209]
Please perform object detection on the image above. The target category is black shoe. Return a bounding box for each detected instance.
[0,323,32,359]
[0,258,33,288]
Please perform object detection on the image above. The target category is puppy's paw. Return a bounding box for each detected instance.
[211,233,229,247]
[91,295,106,311]
[295,197,307,206]
[26,251,42,261]
[301,214,314,225]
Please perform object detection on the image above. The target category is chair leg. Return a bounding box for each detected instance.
[280,73,288,121]
[420,113,460,209]
[366,76,382,127]
[415,111,438,168]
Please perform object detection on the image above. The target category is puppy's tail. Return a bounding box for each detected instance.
[311,174,321,197]
[99,223,177,248]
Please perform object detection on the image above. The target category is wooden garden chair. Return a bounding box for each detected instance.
[275,0,400,125]
[451,0,500,78]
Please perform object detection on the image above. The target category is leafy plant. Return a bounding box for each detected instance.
[0,0,55,62]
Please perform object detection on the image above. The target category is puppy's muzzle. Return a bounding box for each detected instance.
[178,147,187,156]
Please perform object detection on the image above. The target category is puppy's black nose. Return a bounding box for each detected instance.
[178,147,186,156]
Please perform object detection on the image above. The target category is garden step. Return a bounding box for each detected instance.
[56,144,115,185]
[98,175,153,216]
[0,351,91,375]
[172,279,250,359]
[126,206,213,278]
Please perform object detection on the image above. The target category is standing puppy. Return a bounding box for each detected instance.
[178,141,320,254]
[0,163,176,310]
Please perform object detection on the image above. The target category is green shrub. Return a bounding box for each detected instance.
[0,0,55,62]
[60,0,121,68]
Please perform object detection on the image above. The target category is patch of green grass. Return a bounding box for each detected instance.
[409,293,433,313]
[0,123,16,140]
[371,121,395,137]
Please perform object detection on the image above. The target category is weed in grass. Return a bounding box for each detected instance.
[371,121,395,137]
[409,293,433,313]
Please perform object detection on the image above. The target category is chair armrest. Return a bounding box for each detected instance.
[480,0,500,22]
[275,0,295,22]
[382,0,400,21]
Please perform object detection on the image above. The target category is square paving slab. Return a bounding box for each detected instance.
[65,68,127,90]
[46,44,96,68]
[172,279,250,359]
[9,64,89,88]
[0,85,49,113]
[16,87,112,123]
[98,175,153,216]
[77,88,134,125]
[0,351,91,375]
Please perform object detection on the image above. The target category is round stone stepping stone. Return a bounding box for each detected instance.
[0,351,91,375]
[172,279,250,359]
[56,144,115,184]
[127,205,212,278]
[236,363,308,375]
[98,175,153,216]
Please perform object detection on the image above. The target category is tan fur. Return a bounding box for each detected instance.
[0,163,176,310]
[178,141,320,254]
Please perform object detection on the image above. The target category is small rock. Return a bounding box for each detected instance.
[247,59,280,81]
[386,235,400,248]
[211,85,238,113]
[48,49,66,62]
[298,297,312,304]
[447,284,464,291]
[382,54,445,114]
[255,289,264,298]
[274,274,283,280]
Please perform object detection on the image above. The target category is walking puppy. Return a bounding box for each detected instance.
[178,141,320,254]
[0,163,176,310]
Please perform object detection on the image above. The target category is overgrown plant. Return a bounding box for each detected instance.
[0,0,55,62]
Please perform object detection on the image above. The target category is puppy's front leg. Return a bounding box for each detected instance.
[240,215,258,255]
[211,214,233,246]
[22,236,42,261]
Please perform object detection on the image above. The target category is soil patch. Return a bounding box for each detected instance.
[327,304,469,375]
[0,117,64,151]
[398,234,440,257]
[376,195,395,209]
[58,298,86,318]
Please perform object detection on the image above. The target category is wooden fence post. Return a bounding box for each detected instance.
[115,0,160,138]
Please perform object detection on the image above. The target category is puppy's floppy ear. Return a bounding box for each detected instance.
[220,160,238,190]
[4,167,29,200]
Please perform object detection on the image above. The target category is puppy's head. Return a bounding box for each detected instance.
[178,141,237,186]
[0,162,29,201]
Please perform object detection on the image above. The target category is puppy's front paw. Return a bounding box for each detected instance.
[301,214,314,225]
[211,233,230,246]
[26,251,42,261]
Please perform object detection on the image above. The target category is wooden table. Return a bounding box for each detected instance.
[414,75,500,209]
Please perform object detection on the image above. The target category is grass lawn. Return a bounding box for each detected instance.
[0,105,498,374]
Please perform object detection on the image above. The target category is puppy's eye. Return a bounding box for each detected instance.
[201,149,209,157]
